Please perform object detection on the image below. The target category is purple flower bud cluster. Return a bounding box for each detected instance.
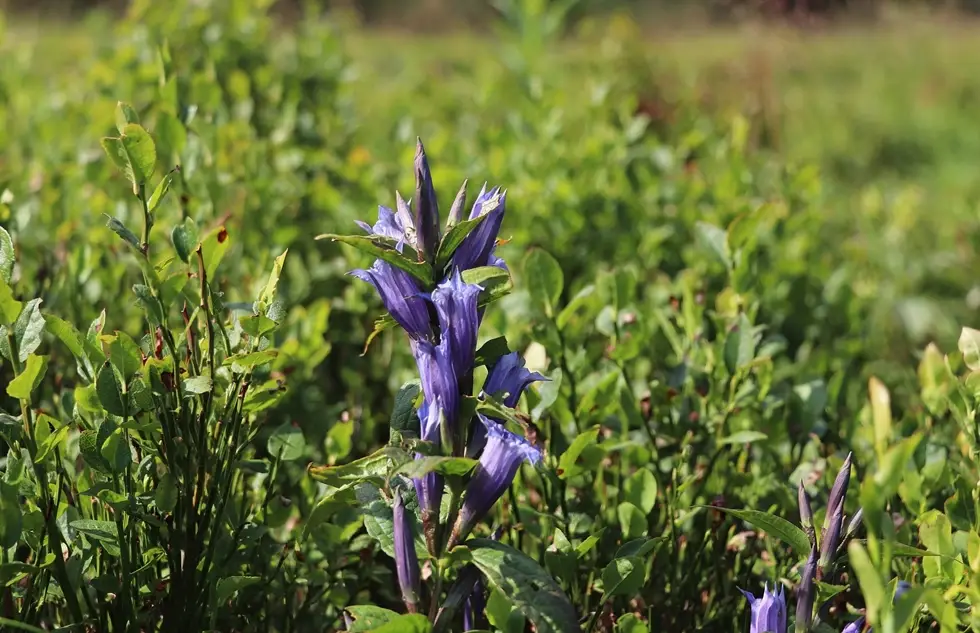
[348,140,547,614]
[741,454,913,633]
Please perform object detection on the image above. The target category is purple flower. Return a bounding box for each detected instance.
[796,543,818,632]
[463,576,486,631]
[450,185,506,272]
[448,179,468,228]
[819,453,853,575]
[841,617,865,633]
[413,342,459,437]
[413,399,446,523]
[468,352,548,457]
[740,583,787,633]
[414,139,441,262]
[355,205,414,253]
[350,261,431,341]
[393,489,421,613]
[431,271,482,388]
[449,415,541,548]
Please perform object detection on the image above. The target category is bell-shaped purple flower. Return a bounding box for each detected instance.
[468,352,548,457]
[450,185,506,273]
[819,453,853,576]
[413,342,459,435]
[463,576,487,631]
[355,205,414,253]
[841,617,865,633]
[393,489,421,613]
[431,271,482,386]
[350,261,431,341]
[449,415,541,548]
[414,139,441,262]
[413,399,446,526]
[739,583,787,633]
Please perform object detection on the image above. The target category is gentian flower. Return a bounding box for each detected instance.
[413,399,447,526]
[393,489,421,613]
[463,576,486,631]
[449,415,541,548]
[796,544,818,632]
[740,583,787,633]
[841,618,865,633]
[468,352,547,457]
[431,271,482,388]
[447,179,468,228]
[355,205,413,253]
[413,342,459,438]
[819,453,853,576]
[413,139,441,261]
[451,185,507,272]
[350,261,431,341]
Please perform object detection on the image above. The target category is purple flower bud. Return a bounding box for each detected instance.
[796,544,818,633]
[895,580,911,600]
[450,186,506,272]
[449,415,541,548]
[739,583,787,633]
[350,261,431,341]
[841,617,865,633]
[468,352,548,457]
[413,400,446,522]
[355,205,414,254]
[819,453,853,575]
[463,576,486,631]
[393,489,421,613]
[414,139,440,262]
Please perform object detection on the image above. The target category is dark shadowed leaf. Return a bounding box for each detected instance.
[316,233,433,287]
[708,507,810,555]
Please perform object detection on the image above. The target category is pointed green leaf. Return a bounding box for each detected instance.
[0,227,13,284]
[435,211,490,271]
[707,506,810,556]
[120,123,156,188]
[148,170,175,214]
[7,355,48,401]
[524,249,564,318]
[97,363,127,416]
[316,234,433,287]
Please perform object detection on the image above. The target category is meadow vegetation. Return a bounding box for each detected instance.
[3,1,980,631]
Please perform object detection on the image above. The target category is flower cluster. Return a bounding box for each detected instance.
[351,140,546,611]
[742,455,911,633]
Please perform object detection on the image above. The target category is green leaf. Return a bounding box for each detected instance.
[615,614,650,633]
[531,368,562,422]
[0,482,22,549]
[103,214,141,249]
[79,430,112,473]
[183,375,212,395]
[724,312,756,373]
[34,423,70,463]
[115,101,140,132]
[345,605,401,632]
[7,355,48,401]
[223,350,278,372]
[558,425,601,480]
[487,588,525,633]
[475,337,511,368]
[0,298,44,362]
[717,430,768,446]
[960,327,980,371]
[121,123,156,187]
[466,539,579,633]
[524,249,564,318]
[133,285,165,326]
[239,314,278,337]
[623,469,658,514]
[390,380,421,436]
[258,249,289,310]
[461,266,513,303]
[435,211,490,271]
[708,506,810,556]
[695,221,730,269]
[215,575,261,604]
[316,234,432,287]
[0,227,13,284]
[304,484,359,538]
[848,541,885,624]
[70,519,119,547]
[367,614,431,633]
[355,482,397,557]
[309,446,405,487]
[268,423,306,461]
[395,456,477,479]
[602,556,645,596]
[557,284,596,330]
[171,217,200,263]
[0,277,21,326]
[872,434,922,502]
[97,363,127,416]
[148,170,175,215]
[109,332,142,382]
[101,428,132,473]
[617,502,647,539]
[155,473,177,513]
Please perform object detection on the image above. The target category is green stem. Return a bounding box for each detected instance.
[111,472,136,631]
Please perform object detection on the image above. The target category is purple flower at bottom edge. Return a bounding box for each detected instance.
[468,352,548,457]
[350,260,431,341]
[450,415,541,547]
[739,583,786,633]
[450,185,506,273]
[841,617,866,633]
[393,489,421,613]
